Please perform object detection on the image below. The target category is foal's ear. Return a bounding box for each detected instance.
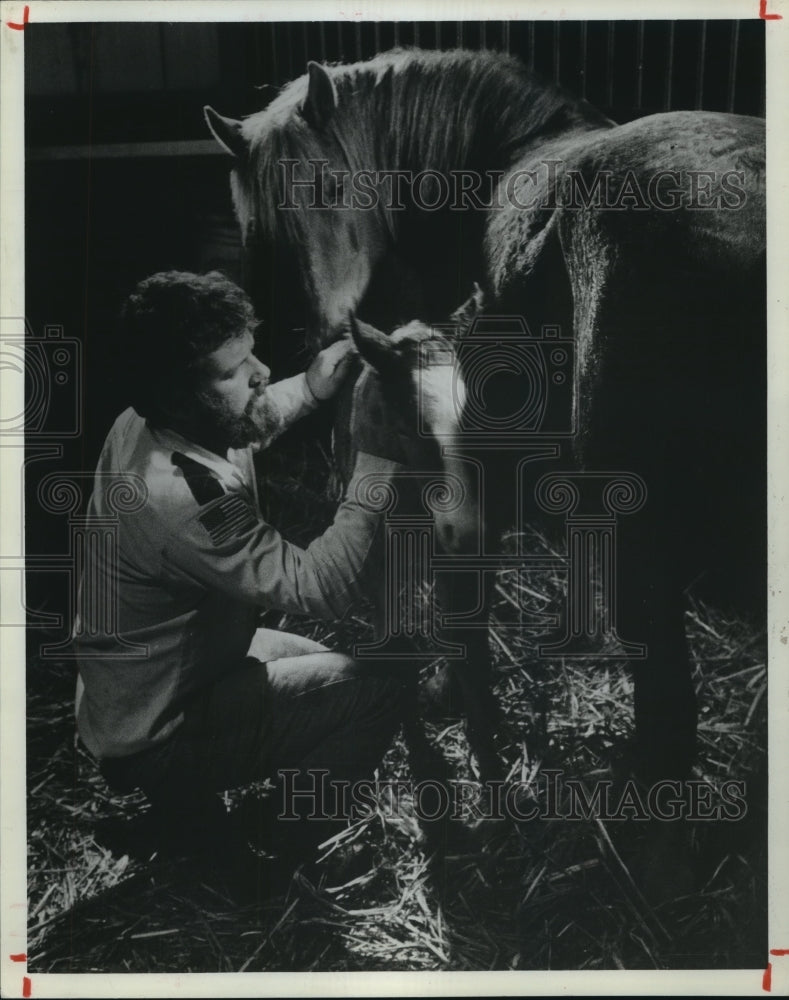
[301,62,337,130]
[204,107,248,159]
[348,313,407,378]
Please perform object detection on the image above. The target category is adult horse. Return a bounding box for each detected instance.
[205,47,766,783]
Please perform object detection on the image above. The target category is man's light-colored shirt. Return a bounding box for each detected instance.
[74,374,395,759]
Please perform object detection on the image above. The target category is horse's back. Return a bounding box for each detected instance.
[569,111,764,263]
[486,110,766,612]
[487,111,765,296]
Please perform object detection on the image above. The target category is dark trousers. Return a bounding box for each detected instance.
[101,628,405,853]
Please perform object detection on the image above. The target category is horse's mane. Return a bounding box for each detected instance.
[244,48,611,240]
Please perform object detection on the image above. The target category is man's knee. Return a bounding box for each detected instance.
[248,626,328,662]
[313,654,408,730]
[265,648,404,699]
[318,652,405,699]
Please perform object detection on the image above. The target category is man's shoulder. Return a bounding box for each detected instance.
[150,448,259,551]
[100,410,220,524]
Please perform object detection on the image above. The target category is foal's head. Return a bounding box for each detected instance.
[349,314,480,555]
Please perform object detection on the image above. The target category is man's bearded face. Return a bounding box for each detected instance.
[195,385,281,449]
[191,332,279,450]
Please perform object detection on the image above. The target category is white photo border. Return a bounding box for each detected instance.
[2,1,787,996]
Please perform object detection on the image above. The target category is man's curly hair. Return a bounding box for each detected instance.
[118,270,257,422]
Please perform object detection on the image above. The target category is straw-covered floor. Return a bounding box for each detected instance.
[26,439,767,973]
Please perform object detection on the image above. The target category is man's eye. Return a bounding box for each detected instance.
[223,354,255,380]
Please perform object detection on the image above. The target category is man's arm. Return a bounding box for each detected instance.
[160,450,399,620]
[255,339,355,450]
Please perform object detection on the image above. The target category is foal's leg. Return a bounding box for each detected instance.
[431,569,503,782]
[362,577,461,850]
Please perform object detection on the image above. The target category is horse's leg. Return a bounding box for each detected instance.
[423,569,493,711]
[550,224,702,901]
[429,546,504,784]
[613,515,698,782]
[555,201,764,784]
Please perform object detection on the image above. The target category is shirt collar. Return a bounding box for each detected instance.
[149,423,252,494]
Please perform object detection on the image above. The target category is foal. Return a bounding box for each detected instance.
[338,313,502,787]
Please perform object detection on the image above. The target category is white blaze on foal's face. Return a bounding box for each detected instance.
[350,316,481,554]
[412,342,466,442]
[403,330,479,555]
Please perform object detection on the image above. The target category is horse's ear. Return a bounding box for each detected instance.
[301,62,337,130]
[348,313,407,378]
[204,106,248,159]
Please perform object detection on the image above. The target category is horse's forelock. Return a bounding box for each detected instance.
[243,113,316,245]
[229,169,255,244]
[237,63,385,270]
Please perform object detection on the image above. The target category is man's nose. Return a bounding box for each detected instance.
[250,359,271,390]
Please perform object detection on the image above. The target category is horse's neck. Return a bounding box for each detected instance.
[350,54,612,316]
[506,102,616,164]
[355,52,612,177]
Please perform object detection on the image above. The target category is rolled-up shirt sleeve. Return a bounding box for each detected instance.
[159,451,399,620]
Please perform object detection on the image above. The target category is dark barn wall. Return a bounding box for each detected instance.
[23,20,765,642]
[26,20,766,149]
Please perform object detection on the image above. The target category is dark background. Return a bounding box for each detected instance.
[23,19,766,638]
